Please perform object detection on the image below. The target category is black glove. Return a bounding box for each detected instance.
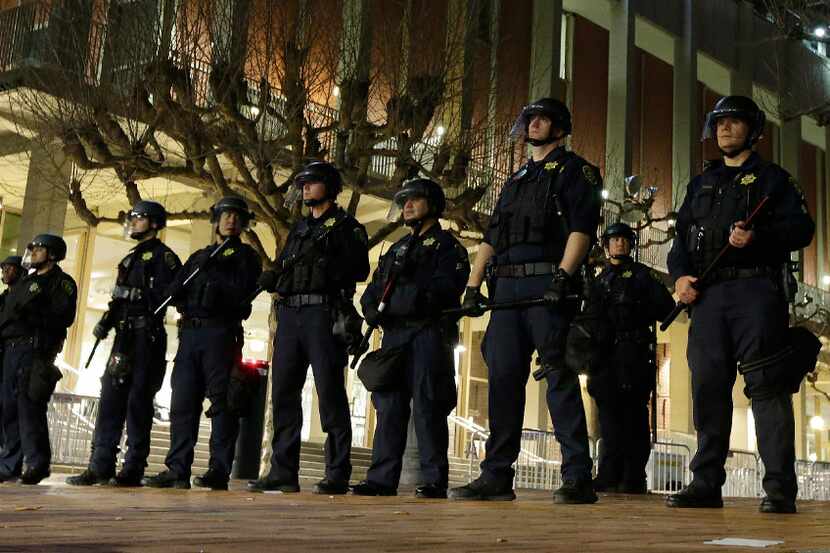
[257,270,279,293]
[92,321,110,341]
[462,286,488,317]
[544,268,572,305]
[363,304,383,327]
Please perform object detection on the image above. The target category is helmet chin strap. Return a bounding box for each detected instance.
[130,229,152,240]
[303,197,327,207]
[526,135,557,147]
[610,254,633,261]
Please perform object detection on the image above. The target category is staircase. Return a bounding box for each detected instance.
[145,420,475,485]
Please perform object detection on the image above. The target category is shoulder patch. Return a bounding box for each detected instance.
[164,251,179,270]
[582,165,598,187]
[141,251,153,262]
[61,279,75,296]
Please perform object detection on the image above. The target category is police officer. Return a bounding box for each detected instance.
[352,178,470,498]
[67,201,182,487]
[450,98,602,503]
[0,235,77,484]
[666,96,814,513]
[249,161,369,494]
[587,222,674,494]
[0,255,23,449]
[145,197,261,490]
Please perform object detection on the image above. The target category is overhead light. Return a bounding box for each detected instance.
[436,125,446,137]
[601,189,610,200]
[250,106,260,117]
[815,27,827,38]
[454,344,466,354]
[809,415,825,431]
[808,452,818,463]
[665,211,678,229]
[822,274,830,286]
[332,86,340,97]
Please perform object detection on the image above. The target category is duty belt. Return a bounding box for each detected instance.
[178,316,231,329]
[491,262,557,278]
[111,284,143,302]
[117,315,154,331]
[280,294,330,307]
[3,336,34,349]
[706,265,777,284]
[614,328,653,344]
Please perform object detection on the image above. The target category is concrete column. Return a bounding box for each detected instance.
[779,118,801,180]
[668,320,693,435]
[672,0,698,210]
[528,0,564,101]
[605,0,636,201]
[794,385,807,460]
[817,141,826,288]
[18,142,70,252]
[307,387,326,443]
[730,0,754,98]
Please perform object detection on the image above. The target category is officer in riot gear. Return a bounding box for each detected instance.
[352,178,469,498]
[249,160,369,494]
[450,98,602,503]
[145,196,261,491]
[67,201,182,487]
[587,222,674,494]
[0,255,23,449]
[0,234,77,484]
[666,96,815,513]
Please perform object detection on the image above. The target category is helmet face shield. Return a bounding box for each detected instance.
[21,248,32,271]
[283,185,303,208]
[124,210,149,240]
[385,202,403,223]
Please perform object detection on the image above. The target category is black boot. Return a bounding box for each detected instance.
[415,483,447,499]
[553,479,598,504]
[193,469,229,491]
[666,481,723,508]
[143,470,191,489]
[351,480,397,496]
[109,468,144,488]
[448,476,515,501]
[759,496,796,514]
[592,477,620,493]
[619,480,648,494]
[312,478,349,495]
[247,476,300,493]
[66,468,112,486]
[19,467,50,485]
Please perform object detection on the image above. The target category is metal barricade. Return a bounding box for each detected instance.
[514,429,562,490]
[646,440,691,493]
[47,392,100,466]
[723,449,762,498]
[796,460,830,501]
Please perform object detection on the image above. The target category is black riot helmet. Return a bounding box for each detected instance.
[128,200,167,229]
[0,255,22,269]
[293,160,343,206]
[602,222,637,247]
[27,234,67,262]
[210,196,254,227]
[702,95,766,151]
[510,98,572,146]
[391,178,446,224]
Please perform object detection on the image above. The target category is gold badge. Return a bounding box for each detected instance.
[622,270,633,278]
[324,218,336,227]
[141,252,153,261]
[423,237,436,246]
[222,248,235,257]
[29,282,40,293]
[740,174,757,186]
[544,161,560,171]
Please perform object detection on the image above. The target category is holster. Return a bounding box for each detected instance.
[106,330,133,384]
[28,355,62,403]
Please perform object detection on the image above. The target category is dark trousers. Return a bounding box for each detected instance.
[165,326,240,479]
[481,275,593,485]
[592,393,651,486]
[367,325,456,489]
[0,342,50,474]
[687,276,796,501]
[268,305,351,483]
[89,328,166,476]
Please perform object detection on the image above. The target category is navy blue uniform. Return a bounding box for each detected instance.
[163,237,260,480]
[587,260,673,490]
[0,266,77,477]
[667,153,814,502]
[360,223,470,489]
[480,146,601,486]
[266,205,369,486]
[88,238,181,478]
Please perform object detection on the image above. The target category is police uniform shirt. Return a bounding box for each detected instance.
[275,205,370,296]
[108,238,182,321]
[0,266,77,351]
[361,223,471,320]
[668,152,815,282]
[483,145,602,265]
[596,260,675,333]
[171,236,262,321]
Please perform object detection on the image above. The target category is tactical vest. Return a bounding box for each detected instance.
[599,263,653,337]
[112,243,157,317]
[279,209,348,294]
[489,153,577,260]
[686,161,770,272]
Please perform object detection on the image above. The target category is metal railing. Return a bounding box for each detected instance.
[47,392,100,466]
[796,460,830,501]
[515,428,562,490]
[646,440,691,493]
[723,449,762,498]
